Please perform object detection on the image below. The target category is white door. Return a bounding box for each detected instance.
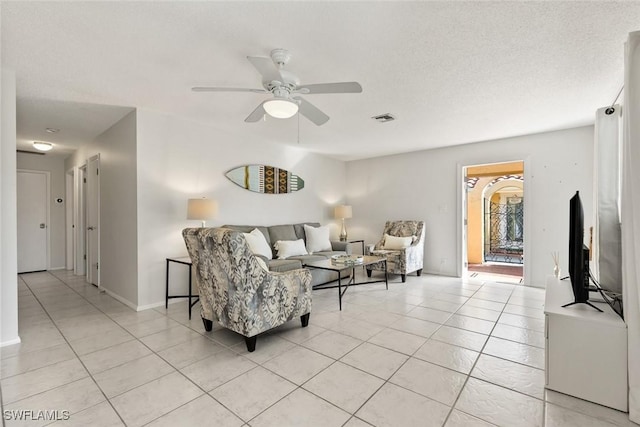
[17,171,48,273]
[86,155,100,286]
[462,168,469,275]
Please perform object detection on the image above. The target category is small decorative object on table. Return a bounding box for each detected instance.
[331,254,363,265]
[552,251,561,279]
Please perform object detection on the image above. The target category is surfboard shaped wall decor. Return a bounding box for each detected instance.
[225,165,305,194]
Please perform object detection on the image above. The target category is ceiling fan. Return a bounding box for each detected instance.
[192,48,362,126]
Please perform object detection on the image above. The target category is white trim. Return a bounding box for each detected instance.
[87,154,101,290]
[522,156,532,286]
[102,289,169,312]
[456,163,464,277]
[17,169,51,271]
[75,165,86,276]
[47,266,66,271]
[136,301,171,312]
[65,168,74,270]
[0,337,21,348]
[102,287,137,311]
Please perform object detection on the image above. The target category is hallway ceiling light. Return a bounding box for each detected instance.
[33,141,53,151]
[45,128,60,133]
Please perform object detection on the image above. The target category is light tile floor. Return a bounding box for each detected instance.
[1,270,637,427]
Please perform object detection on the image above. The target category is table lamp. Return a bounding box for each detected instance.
[187,198,218,227]
[334,205,352,242]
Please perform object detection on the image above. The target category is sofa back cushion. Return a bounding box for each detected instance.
[243,228,273,260]
[224,223,322,258]
[304,224,332,253]
[222,225,271,246]
[293,222,320,241]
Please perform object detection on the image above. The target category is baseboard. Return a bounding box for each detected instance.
[0,336,21,347]
[47,266,66,271]
[102,288,138,311]
[136,300,169,312]
[423,270,457,277]
[102,288,191,312]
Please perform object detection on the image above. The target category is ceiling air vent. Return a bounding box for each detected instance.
[372,113,396,123]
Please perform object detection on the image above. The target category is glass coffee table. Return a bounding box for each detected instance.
[303,255,387,310]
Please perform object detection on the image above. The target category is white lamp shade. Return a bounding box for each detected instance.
[33,141,53,151]
[334,205,353,219]
[187,198,218,221]
[263,99,299,119]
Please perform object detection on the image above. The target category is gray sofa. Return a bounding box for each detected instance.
[222,222,351,287]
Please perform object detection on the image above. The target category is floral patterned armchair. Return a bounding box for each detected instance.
[366,220,425,282]
[183,227,312,352]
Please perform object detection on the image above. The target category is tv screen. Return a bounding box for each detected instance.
[568,191,589,303]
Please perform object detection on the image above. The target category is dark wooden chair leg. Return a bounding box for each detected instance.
[301,313,310,327]
[417,269,422,277]
[202,318,213,332]
[245,336,257,352]
[401,274,406,283]
[366,269,372,278]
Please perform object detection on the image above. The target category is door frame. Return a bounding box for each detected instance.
[65,168,74,270]
[17,169,51,271]
[457,158,532,285]
[86,154,101,289]
[76,164,87,276]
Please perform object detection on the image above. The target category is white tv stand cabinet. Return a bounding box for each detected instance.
[544,276,627,411]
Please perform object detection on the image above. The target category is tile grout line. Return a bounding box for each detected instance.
[16,273,128,427]
[440,280,516,426]
[29,272,248,425]
[15,271,551,427]
[47,272,284,426]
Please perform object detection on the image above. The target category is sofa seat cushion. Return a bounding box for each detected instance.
[268,259,303,273]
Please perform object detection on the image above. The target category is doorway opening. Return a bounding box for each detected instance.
[68,155,100,288]
[464,161,524,284]
[17,169,50,273]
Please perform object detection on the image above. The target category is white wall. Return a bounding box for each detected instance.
[17,153,66,269]
[65,111,138,306]
[135,110,347,308]
[1,69,20,346]
[346,126,594,286]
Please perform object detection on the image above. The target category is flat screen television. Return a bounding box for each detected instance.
[564,191,602,312]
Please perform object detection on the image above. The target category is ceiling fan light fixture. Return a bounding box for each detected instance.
[263,98,298,119]
[33,141,53,152]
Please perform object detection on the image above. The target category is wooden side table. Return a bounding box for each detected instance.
[165,256,199,319]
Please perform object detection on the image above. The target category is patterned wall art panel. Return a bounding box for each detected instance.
[225,165,305,194]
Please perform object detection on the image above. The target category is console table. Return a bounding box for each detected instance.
[544,276,627,411]
[165,256,199,319]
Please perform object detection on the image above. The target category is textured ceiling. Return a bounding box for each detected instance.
[2,2,640,161]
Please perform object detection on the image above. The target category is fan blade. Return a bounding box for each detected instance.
[245,101,267,123]
[247,56,283,83]
[295,97,330,126]
[192,87,267,93]
[297,82,362,94]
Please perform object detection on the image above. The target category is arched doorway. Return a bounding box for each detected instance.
[482,178,524,265]
[464,162,524,283]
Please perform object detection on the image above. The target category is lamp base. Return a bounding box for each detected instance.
[339,219,347,242]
